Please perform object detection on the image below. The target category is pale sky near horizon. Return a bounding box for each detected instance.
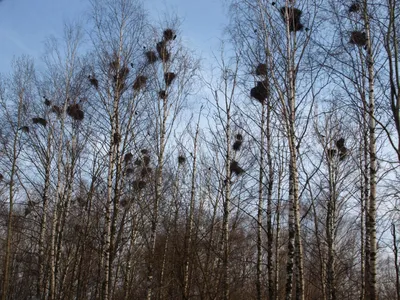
[0,0,228,73]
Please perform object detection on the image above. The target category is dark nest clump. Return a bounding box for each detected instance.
[280,7,304,32]
[0,174,3,181]
[178,155,186,164]
[126,168,134,175]
[163,28,176,41]
[164,72,176,86]
[156,41,170,62]
[159,90,167,100]
[145,51,158,63]
[327,148,337,160]
[88,75,99,89]
[230,160,245,175]
[20,126,30,133]
[233,140,243,151]
[32,117,47,127]
[349,2,360,13]
[236,133,243,141]
[120,198,129,208]
[67,104,84,121]
[133,75,147,90]
[255,63,268,76]
[113,133,122,145]
[143,155,151,166]
[336,138,345,149]
[124,153,133,162]
[51,105,62,116]
[109,60,119,72]
[141,166,152,177]
[250,80,269,104]
[134,159,142,166]
[141,149,149,155]
[350,31,367,46]
[133,180,146,191]
[119,66,130,80]
[44,97,51,106]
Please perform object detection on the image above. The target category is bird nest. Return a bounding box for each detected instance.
[133,75,147,90]
[255,63,268,76]
[163,28,176,41]
[349,31,367,46]
[32,117,47,127]
[145,51,158,63]
[250,80,269,104]
[280,7,304,32]
[67,104,84,121]
[164,72,176,86]
[230,160,245,175]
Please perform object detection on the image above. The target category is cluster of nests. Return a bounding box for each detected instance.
[19,98,85,133]
[87,29,177,94]
[327,138,348,161]
[123,149,152,191]
[142,28,176,64]
[347,2,367,47]
[229,133,245,177]
[251,62,269,104]
[131,72,176,93]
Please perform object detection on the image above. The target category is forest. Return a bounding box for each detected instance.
[0,0,399,299]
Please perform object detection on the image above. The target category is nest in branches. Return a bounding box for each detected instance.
[164,72,176,86]
[124,153,133,162]
[134,159,142,166]
[20,126,30,133]
[230,160,245,175]
[67,104,84,121]
[163,28,176,41]
[236,133,243,141]
[159,90,167,100]
[126,168,134,175]
[141,166,152,178]
[133,180,146,191]
[143,155,151,166]
[119,66,130,79]
[156,41,170,62]
[250,80,269,104]
[113,133,122,145]
[178,155,186,164]
[145,51,158,63]
[233,140,243,151]
[327,148,337,160]
[349,2,360,13]
[336,138,345,149]
[120,199,129,208]
[51,105,62,116]
[280,7,304,32]
[255,63,268,76]
[44,97,51,106]
[112,67,130,87]
[350,31,367,46]
[141,149,149,155]
[88,75,99,89]
[0,174,3,181]
[32,117,47,127]
[133,76,147,90]
[109,60,119,72]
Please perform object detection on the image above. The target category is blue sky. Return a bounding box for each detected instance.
[0,0,227,72]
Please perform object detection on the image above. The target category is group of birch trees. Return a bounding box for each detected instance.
[0,0,399,299]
